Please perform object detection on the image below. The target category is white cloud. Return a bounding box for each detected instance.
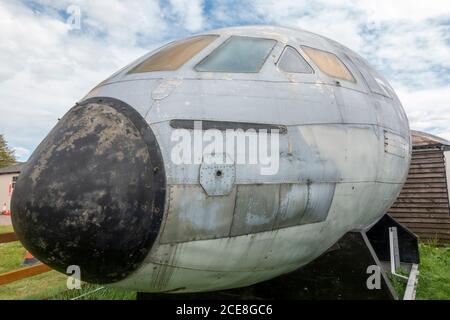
[0,0,194,161]
[166,0,205,32]
[0,0,449,158]
[396,85,450,141]
[0,1,154,161]
[25,0,168,45]
[245,0,450,140]
[349,0,450,22]
[12,147,31,161]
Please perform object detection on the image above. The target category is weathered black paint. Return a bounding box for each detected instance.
[366,214,420,264]
[170,119,288,134]
[11,97,166,284]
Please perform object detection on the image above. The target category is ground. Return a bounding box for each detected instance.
[416,242,450,300]
[1,224,449,300]
[0,225,136,300]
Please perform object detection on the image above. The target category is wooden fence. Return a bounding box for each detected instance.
[389,149,450,243]
[0,231,52,285]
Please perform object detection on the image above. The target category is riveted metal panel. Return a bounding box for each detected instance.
[152,78,183,100]
[160,185,236,243]
[200,153,236,196]
[83,80,160,117]
[231,184,280,236]
[274,184,309,228]
[300,183,336,224]
[200,163,236,196]
[145,80,340,126]
[384,130,408,158]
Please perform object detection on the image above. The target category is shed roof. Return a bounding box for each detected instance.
[411,130,450,147]
[0,163,25,174]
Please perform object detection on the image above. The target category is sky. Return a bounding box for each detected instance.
[0,0,449,162]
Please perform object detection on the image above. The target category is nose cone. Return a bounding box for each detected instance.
[11,97,166,284]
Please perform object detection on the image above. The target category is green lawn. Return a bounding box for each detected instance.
[50,285,136,300]
[1,223,449,300]
[0,225,14,234]
[416,242,450,300]
[0,225,24,274]
[0,224,70,300]
[0,224,135,300]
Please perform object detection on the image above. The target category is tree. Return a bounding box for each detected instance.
[0,134,16,168]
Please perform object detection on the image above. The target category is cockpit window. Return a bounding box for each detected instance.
[128,35,219,74]
[277,46,313,74]
[301,46,355,82]
[195,36,277,73]
[350,55,392,98]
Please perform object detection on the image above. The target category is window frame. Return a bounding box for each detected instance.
[194,35,278,74]
[127,35,220,74]
[12,176,18,189]
[276,45,314,74]
[300,45,357,83]
[346,54,393,99]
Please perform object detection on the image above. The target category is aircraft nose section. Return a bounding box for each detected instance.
[11,98,166,284]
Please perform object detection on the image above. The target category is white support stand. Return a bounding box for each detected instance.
[389,227,409,281]
[403,264,420,300]
[388,226,420,300]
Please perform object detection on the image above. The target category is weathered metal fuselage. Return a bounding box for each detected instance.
[11,26,410,293]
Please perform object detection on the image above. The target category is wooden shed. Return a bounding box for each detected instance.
[389,130,450,243]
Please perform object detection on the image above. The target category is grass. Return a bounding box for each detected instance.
[0,225,14,234]
[0,225,24,274]
[50,284,136,300]
[1,223,449,299]
[0,224,136,300]
[0,274,136,300]
[416,242,450,300]
[388,267,409,299]
[0,271,68,300]
[0,224,68,300]
[388,242,450,300]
